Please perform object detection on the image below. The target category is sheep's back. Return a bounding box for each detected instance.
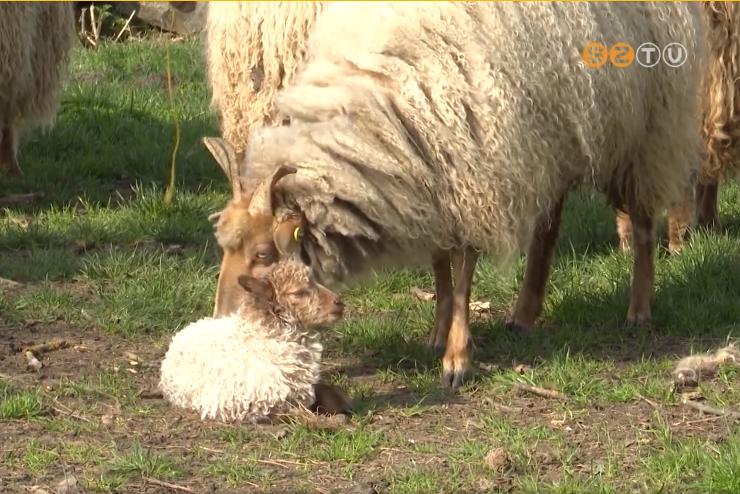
[252,2,705,274]
[0,2,74,129]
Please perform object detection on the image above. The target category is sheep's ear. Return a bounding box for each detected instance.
[237,275,275,301]
[273,215,304,258]
[202,137,243,196]
[248,165,297,216]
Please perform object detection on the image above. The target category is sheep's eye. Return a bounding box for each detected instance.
[290,289,310,298]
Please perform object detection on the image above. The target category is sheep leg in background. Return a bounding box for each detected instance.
[666,195,695,255]
[616,209,632,253]
[507,195,566,332]
[696,180,720,229]
[626,209,655,326]
[0,126,22,177]
[428,250,454,354]
[442,246,479,390]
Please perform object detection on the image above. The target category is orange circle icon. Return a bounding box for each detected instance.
[582,41,608,69]
[609,42,635,68]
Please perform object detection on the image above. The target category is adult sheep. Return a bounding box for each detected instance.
[205,2,706,389]
[205,1,323,163]
[0,2,76,177]
[616,2,740,252]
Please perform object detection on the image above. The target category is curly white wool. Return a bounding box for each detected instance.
[159,315,322,423]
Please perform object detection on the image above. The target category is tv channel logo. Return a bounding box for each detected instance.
[582,41,687,69]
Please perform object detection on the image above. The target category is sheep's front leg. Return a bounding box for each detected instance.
[696,180,720,229]
[507,195,565,332]
[626,210,655,326]
[0,126,22,177]
[442,246,479,390]
[428,250,453,354]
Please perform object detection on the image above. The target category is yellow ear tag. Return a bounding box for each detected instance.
[293,227,303,243]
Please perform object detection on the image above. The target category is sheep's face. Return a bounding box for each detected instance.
[237,260,344,328]
[205,137,303,318]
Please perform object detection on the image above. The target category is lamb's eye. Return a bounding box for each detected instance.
[290,289,310,298]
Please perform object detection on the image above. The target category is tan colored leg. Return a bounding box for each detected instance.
[507,195,566,332]
[616,209,632,253]
[0,126,22,177]
[442,246,479,390]
[696,180,720,229]
[626,210,655,326]
[428,250,453,352]
[667,195,695,255]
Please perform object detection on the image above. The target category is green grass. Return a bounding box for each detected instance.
[1,33,740,494]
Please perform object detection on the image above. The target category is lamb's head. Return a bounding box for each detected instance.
[237,260,344,328]
[204,137,304,317]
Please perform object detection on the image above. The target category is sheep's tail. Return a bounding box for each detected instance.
[701,1,740,181]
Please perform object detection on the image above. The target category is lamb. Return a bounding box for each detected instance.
[159,259,346,423]
[204,1,324,164]
[204,2,707,390]
[0,2,76,177]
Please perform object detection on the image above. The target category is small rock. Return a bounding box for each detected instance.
[101,414,114,426]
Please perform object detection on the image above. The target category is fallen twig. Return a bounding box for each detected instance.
[51,399,93,424]
[25,340,69,355]
[23,340,69,372]
[0,192,44,207]
[143,477,196,493]
[256,458,292,470]
[636,393,661,411]
[113,9,136,43]
[512,382,570,401]
[681,398,740,420]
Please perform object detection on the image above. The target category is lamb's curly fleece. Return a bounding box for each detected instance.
[159,316,322,423]
[243,2,706,283]
[205,1,324,156]
[0,3,75,134]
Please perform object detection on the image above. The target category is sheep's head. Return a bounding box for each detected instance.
[237,260,344,328]
[204,137,305,317]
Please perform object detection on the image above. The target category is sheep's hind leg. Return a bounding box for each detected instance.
[626,209,655,326]
[0,126,22,177]
[441,246,479,390]
[696,180,720,230]
[616,209,632,253]
[507,195,565,332]
[428,250,453,355]
[666,193,695,255]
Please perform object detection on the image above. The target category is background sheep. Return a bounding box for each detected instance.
[205,1,323,166]
[159,259,346,423]
[0,2,76,177]
[206,2,706,389]
[615,1,740,254]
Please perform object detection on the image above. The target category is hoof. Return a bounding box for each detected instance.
[505,320,533,335]
[625,313,651,327]
[441,368,468,391]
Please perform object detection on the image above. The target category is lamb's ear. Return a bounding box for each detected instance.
[273,215,304,258]
[248,165,297,216]
[202,137,243,196]
[237,275,275,301]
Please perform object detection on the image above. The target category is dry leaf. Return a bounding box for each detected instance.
[514,364,533,374]
[485,447,509,472]
[469,301,491,312]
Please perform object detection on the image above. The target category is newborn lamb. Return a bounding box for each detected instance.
[159,259,345,423]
